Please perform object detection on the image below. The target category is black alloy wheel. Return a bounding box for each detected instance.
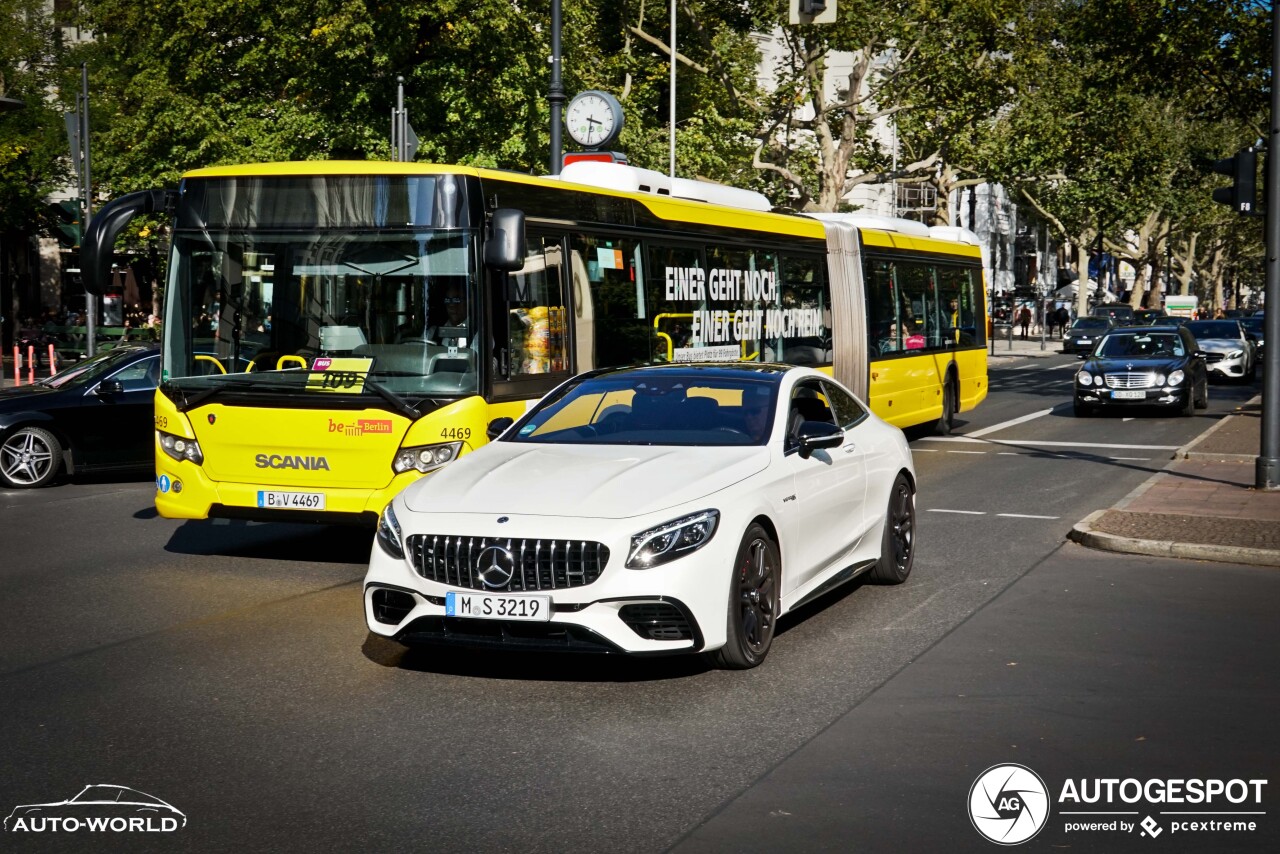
[870,473,915,584]
[710,523,780,670]
[1195,378,1209,409]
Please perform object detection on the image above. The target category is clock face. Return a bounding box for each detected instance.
[566,91,622,149]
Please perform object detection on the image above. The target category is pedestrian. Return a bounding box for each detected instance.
[1017,305,1031,339]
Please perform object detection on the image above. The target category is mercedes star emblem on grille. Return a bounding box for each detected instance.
[475,545,516,588]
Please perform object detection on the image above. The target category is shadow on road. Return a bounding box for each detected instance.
[361,632,710,682]
[164,519,373,564]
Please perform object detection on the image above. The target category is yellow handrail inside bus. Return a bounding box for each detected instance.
[652,311,758,362]
[195,354,227,374]
[277,355,308,370]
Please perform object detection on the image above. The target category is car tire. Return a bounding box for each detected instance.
[708,523,780,670]
[1195,379,1209,410]
[935,376,957,436]
[1073,399,1092,417]
[1179,388,1195,416]
[0,426,62,488]
[869,473,915,585]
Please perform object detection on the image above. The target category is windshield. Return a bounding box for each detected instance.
[508,371,779,446]
[1071,318,1109,330]
[41,347,147,389]
[1095,333,1185,359]
[162,230,479,401]
[1186,321,1240,340]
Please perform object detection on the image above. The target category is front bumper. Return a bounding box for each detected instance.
[1076,386,1190,408]
[363,509,741,656]
[1205,354,1247,378]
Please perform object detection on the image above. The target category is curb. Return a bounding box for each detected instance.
[1069,510,1280,568]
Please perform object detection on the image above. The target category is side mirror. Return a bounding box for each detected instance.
[96,379,125,397]
[486,416,515,442]
[1076,353,1087,360]
[483,209,526,272]
[1194,350,1208,359]
[82,189,175,296]
[797,422,843,459]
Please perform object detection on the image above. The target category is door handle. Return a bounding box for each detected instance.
[843,444,857,453]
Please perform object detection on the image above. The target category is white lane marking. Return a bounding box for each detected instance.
[997,452,1020,455]
[920,437,1181,450]
[946,450,987,454]
[927,509,985,515]
[1123,417,1135,422]
[998,513,1060,520]
[913,448,939,452]
[964,408,1055,438]
[1110,456,1150,461]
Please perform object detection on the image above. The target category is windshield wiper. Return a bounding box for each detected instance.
[364,378,423,420]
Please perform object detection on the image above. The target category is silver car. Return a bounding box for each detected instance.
[1185,320,1256,382]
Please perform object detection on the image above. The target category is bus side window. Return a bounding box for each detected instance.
[574,233,647,366]
[500,235,569,379]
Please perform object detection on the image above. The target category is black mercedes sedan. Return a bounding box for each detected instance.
[1061,316,1113,355]
[1073,325,1208,417]
[0,345,159,488]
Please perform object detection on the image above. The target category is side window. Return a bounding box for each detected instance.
[573,233,648,367]
[770,254,831,366]
[867,258,899,357]
[648,242,705,362]
[785,379,835,450]
[821,380,867,429]
[897,262,932,351]
[110,355,160,391]
[497,234,569,380]
[937,265,981,347]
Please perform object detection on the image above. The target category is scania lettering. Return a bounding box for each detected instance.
[82,161,986,525]
[254,454,331,471]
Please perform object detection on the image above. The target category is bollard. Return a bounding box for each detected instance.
[11,346,18,385]
[48,343,58,376]
[27,345,35,384]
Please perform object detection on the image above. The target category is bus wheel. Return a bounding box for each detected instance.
[707,524,779,670]
[936,377,957,435]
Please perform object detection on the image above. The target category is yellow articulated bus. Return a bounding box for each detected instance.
[82,160,985,525]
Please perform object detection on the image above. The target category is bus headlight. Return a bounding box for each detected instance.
[158,430,204,464]
[1167,370,1185,385]
[392,441,463,475]
[627,510,720,569]
[376,503,405,560]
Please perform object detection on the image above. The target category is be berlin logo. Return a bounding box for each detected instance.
[4,784,185,833]
[968,763,1267,845]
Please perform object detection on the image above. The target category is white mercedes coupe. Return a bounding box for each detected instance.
[363,364,916,669]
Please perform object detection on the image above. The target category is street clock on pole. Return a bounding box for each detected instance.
[566,90,624,150]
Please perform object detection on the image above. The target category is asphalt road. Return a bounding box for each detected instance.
[0,354,1271,852]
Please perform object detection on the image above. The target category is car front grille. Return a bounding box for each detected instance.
[1204,352,1225,363]
[1104,372,1157,389]
[407,535,609,592]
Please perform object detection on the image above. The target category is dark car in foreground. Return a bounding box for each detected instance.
[1062,317,1113,355]
[1074,326,1208,417]
[0,345,158,488]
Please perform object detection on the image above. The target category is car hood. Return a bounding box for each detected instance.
[1083,356,1186,373]
[0,383,59,407]
[1195,338,1244,353]
[403,441,769,520]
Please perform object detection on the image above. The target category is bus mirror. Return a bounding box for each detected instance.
[483,209,526,271]
[82,189,175,296]
[486,416,515,441]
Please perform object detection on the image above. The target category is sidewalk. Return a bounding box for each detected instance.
[1071,397,1280,566]
[985,329,1064,360]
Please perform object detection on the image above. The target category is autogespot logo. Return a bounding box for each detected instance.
[969,764,1051,845]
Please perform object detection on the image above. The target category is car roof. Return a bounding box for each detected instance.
[596,362,794,379]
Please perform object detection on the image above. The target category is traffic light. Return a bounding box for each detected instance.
[1210,147,1257,215]
[49,199,82,249]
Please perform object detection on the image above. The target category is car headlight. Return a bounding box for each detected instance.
[626,509,720,569]
[376,502,405,560]
[158,430,203,464]
[1228,349,1244,359]
[392,442,463,475]
[1167,369,1185,385]
[1076,371,1093,386]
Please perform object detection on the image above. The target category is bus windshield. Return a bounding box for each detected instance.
[162,229,480,402]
